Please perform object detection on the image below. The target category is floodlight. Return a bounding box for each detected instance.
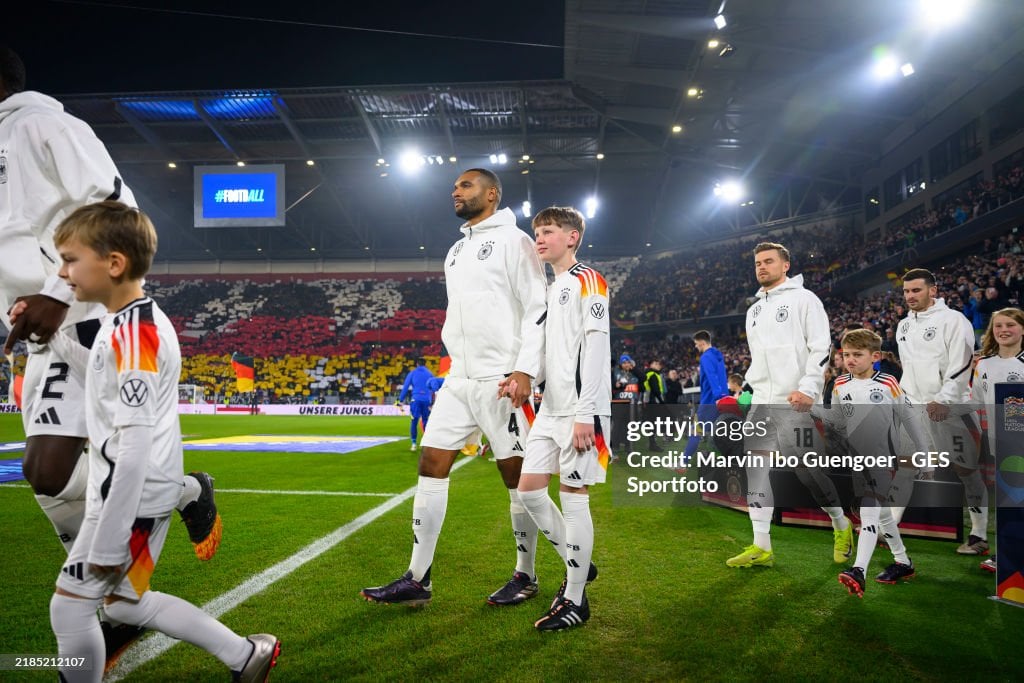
[919,0,972,28]
[714,180,745,202]
[399,150,426,174]
[872,55,899,80]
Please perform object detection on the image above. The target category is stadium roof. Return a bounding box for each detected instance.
[54,0,1024,261]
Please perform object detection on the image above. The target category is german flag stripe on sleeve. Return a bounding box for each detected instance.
[570,263,608,298]
[873,372,901,397]
[112,303,159,373]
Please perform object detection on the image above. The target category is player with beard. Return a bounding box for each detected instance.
[891,269,984,556]
[726,242,852,568]
[361,169,548,607]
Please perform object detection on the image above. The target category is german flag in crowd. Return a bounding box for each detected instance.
[231,352,255,392]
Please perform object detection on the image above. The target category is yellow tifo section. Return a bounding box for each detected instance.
[180,353,441,401]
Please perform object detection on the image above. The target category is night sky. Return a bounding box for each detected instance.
[8,1,565,94]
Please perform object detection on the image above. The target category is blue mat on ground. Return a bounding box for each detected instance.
[183,435,402,454]
[0,456,24,483]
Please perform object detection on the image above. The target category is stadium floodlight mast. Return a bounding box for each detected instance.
[522,200,532,217]
[714,14,727,29]
[584,196,598,219]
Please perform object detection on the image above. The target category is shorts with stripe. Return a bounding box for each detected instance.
[56,512,170,600]
[899,410,981,469]
[22,318,101,439]
[420,376,533,458]
[521,413,611,488]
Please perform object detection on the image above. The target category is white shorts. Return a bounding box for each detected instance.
[900,411,981,469]
[22,345,88,439]
[521,413,611,488]
[56,512,170,600]
[744,404,820,456]
[420,376,534,458]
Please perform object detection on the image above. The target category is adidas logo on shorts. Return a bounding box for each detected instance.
[33,407,62,425]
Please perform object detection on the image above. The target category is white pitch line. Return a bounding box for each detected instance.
[108,456,475,681]
[0,484,399,497]
[216,487,400,497]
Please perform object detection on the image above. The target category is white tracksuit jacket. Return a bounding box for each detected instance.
[895,298,975,405]
[441,207,547,380]
[0,90,135,327]
[744,274,832,405]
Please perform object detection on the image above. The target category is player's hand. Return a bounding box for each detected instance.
[573,421,596,453]
[787,391,813,412]
[505,371,532,408]
[926,401,950,422]
[4,294,70,353]
[394,400,401,406]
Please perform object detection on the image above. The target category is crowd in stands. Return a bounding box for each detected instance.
[609,165,1024,327]
[3,200,1021,406]
[143,262,642,404]
[855,164,1024,277]
[614,226,1024,400]
[611,220,859,323]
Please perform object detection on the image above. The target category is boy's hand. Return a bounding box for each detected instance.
[497,376,518,401]
[4,294,70,353]
[505,371,532,408]
[573,421,596,453]
[926,401,950,422]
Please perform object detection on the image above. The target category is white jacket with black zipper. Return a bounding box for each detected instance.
[440,207,548,381]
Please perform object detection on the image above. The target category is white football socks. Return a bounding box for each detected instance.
[408,476,449,582]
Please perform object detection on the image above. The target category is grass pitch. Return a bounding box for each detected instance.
[0,414,1020,682]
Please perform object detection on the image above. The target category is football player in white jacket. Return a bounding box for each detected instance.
[893,269,985,554]
[361,168,548,607]
[726,242,852,569]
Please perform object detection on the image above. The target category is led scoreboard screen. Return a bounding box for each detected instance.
[194,164,285,227]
